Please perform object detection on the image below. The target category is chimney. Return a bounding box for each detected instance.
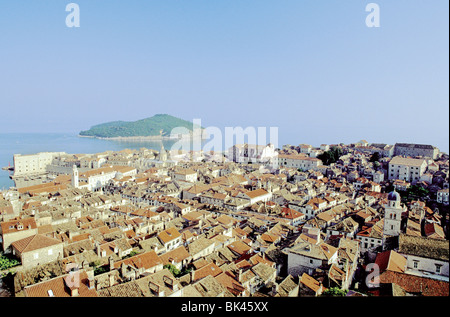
[64,274,79,297]
[238,268,243,283]
[70,287,79,297]
[87,277,95,290]
[121,263,127,278]
[109,256,115,271]
[271,282,279,295]
[108,273,115,287]
[163,275,174,290]
[86,269,95,289]
[190,270,195,283]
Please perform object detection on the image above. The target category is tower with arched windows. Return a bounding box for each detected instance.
[383,190,403,237]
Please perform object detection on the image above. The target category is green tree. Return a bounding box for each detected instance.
[406,184,430,201]
[369,152,381,163]
[164,264,181,277]
[318,147,343,165]
[321,287,348,297]
[93,265,109,276]
[0,254,20,270]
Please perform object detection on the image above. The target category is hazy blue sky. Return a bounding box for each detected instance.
[0,1,448,151]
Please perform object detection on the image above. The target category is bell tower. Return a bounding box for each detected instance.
[383,190,403,237]
[72,165,79,188]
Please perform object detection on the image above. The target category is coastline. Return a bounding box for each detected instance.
[77,134,198,141]
[78,130,207,141]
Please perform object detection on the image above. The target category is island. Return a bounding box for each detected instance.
[79,114,203,140]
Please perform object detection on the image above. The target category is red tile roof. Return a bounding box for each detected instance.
[24,271,98,297]
[11,234,62,254]
[379,270,449,296]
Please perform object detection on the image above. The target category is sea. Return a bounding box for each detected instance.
[0,133,198,190]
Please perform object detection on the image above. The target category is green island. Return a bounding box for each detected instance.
[79,114,202,139]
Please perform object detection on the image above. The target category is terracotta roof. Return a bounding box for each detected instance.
[157,227,181,244]
[424,223,446,239]
[249,254,274,267]
[375,250,407,274]
[379,270,449,296]
[1,218,37,234]
[159,246,191,265]
[24,271,98,297]
[227,240,251,256]
[244,188,269,199]
[18,182,67,195]
[215,271,246,296]
[114,250,162,270]
[280,207,304,219]
[260,233,279,244]
[80,166,116,178]
[11,234,62,254]
[216,214,237,226]
[300,273,322,293]
[193,262,223,281]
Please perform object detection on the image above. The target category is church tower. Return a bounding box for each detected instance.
[383,190,403,237]
[159,144,168,162]
[72,165,79,188]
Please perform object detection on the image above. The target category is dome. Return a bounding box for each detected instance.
[387,190,401,201]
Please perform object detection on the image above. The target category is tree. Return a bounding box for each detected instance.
[0,254,20,271]
[318,147,343,165]
[164,264,181,277]
[406,184,430,201]
[321,287,348,297]
[369,152,381,163]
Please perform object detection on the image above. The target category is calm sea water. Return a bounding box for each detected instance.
[0,133,197,190]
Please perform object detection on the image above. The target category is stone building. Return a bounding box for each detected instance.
[388,156,428,183]
[11,234,64,269]
[0,217,38,253]
[394,143,439,159]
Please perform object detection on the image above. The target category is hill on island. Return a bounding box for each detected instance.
[79,114,201,138]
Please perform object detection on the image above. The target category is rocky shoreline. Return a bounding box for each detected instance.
[78,134,192,141]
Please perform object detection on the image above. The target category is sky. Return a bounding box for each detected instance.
[0,0,448,152]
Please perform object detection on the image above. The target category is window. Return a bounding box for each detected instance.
[413,261,419,269]
[48,249,53,255]
[310,259,314,264]
[34,253,39,259]
[436,264,442,274]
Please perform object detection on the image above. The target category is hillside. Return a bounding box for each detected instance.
[79,114,201,138]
